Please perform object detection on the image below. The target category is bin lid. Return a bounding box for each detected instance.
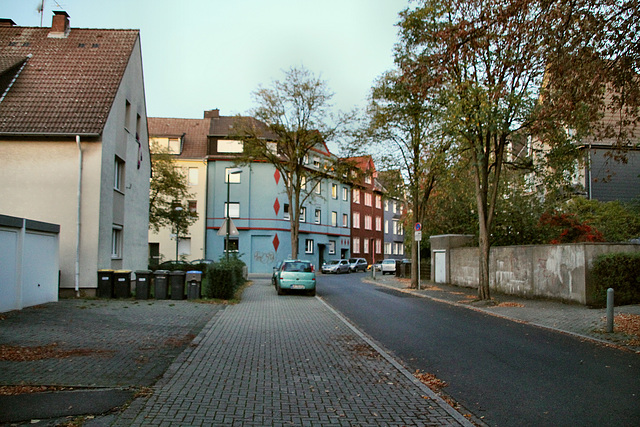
[154,270,170,274]
[169,270,186,275]
[114,270,132,273]
[186,270,202,275]
[135,270,152,274]
[98,269,114,272]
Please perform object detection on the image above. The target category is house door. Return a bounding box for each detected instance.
[317,244,325,269]
[434,250,446,283]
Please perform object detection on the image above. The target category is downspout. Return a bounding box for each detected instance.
[587,142,592,200]
[75,135,83,297]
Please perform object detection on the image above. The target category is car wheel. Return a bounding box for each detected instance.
[276,282,284,296]
[346,268,350,274]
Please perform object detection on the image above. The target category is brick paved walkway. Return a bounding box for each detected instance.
[0,299,221,388]
[108,279,471,426]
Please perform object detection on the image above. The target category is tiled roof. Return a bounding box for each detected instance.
[0,25,139,135]
[210,115,278,140]
[148,117,210,159]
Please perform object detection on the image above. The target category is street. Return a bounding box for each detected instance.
[317,272,640,427]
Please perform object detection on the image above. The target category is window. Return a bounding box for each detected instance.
[168,138,181,154]
[384,200,389,211]
[224,202,240,218]
[393,219,399,235]
[376,239,382,254]
[284,204,290,220]
[188,200,197,213]
[328,240,336,255]
[364,175,371,184]
[342,187,348,201]
[385,220,389,234]
[331,183,337,199]
[331,211,337,227]
[393,243,398,255]
[300,207,306,222]
[363,239,369,254]
[305,239,314,254]
[353,237,360,254]
[114,157,125,192]
[225,167,241,183]
[397,243,404,255]
[342,213,348,227]
[315,209,321,224]
[353,212,360,228]
[178,237,191,256]
[111,226,122,258]
[301,176,307,190]
[124,100,132,131]
[375,195,382,209]
[315,181,321,194]
[364,192,372,206]
[225,238,239,252]
[303,154,309,164]
[218,140,243,153]
[313,157,321,167]
[188,168,199,185]
[364,215,372,230]
[375,216,382,231]
[385,242,392,255]
[136,114,141,136]
[353,189,360,204]
[393,201,397,213]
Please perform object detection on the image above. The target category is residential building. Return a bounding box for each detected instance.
[377,169,406,260]
[148,110,351,273]
[346,156,384,265]
[148,118,209,264]
[0,12,150,296]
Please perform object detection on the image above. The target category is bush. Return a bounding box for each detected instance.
[202,256,246,300]
[591,252,640,306]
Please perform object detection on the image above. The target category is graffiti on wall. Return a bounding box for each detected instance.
[254,251,275,264]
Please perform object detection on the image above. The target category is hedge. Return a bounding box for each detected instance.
[591,252,640,306]
[202,256,246,300]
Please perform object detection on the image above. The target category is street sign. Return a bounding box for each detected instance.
[415,230,422,241]
[415,223,422,231]
[217,218,239,236]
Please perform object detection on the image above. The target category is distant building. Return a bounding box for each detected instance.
[148,117,209,264]
[0,12,150,296]
[345,156,385,265]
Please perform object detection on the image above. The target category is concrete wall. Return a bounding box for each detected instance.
[0,215,60,312]
[446,243,640,304]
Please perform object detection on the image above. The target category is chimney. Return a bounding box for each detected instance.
[204,109,220,119]
[48,11,70,38]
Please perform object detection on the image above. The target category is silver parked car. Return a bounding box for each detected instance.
[348,257,368,272]
[321,259,350,274]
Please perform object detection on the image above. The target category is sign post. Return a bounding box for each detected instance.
[415,223,422,290]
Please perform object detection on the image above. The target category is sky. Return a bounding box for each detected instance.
[2,0,408,122]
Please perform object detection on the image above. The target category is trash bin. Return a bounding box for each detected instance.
[113,270,132,298]
[170,271,186,300]
[97,269,114,298]
[186,271,203,300]
[135,270,152,300]
[154,270,170,299]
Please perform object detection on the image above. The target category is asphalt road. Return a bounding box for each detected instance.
[317,271,640,427]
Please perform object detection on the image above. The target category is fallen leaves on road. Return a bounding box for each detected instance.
[495,302,525,308]
[0,385,72,395]
[414,370,448,393]
[0,343,114,362]
[164,334,196,348]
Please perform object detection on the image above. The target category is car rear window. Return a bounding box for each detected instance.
[283,262,312,272]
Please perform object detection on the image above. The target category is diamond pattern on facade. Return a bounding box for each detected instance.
[273,198,280,215]
[272,234,280,252]
[274,169,281,185]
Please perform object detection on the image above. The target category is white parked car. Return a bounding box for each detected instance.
[381,259,397,275]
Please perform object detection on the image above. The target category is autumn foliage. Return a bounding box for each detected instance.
[539,212,605,244]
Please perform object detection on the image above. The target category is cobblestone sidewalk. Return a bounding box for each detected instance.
[104,279,472,426]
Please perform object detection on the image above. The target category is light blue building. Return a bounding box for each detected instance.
[204,111,351,273]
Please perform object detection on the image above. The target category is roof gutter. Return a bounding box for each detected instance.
[0,132,100,137]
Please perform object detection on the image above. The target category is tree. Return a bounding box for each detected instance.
[366,69,451,288]
[149,142,198,254]
[398,0,640,299]
[235,66,343,259]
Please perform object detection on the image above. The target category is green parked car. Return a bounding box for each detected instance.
[274,260,316,296]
